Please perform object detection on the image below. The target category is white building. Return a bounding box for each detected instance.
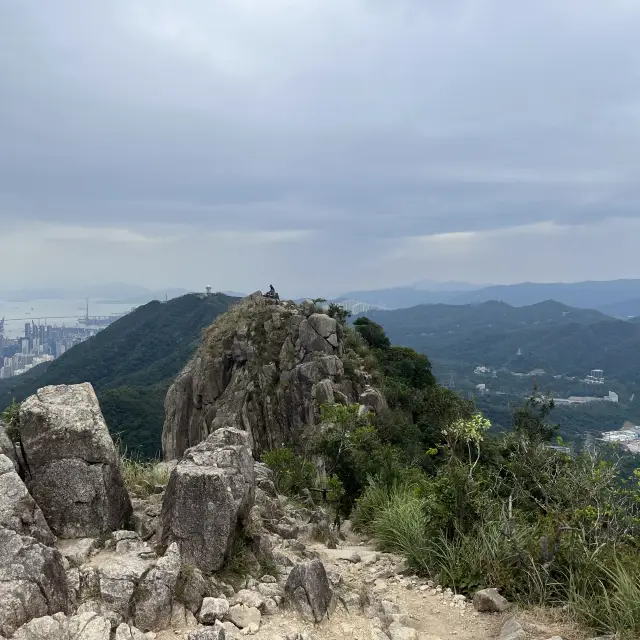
[474,366,491,375]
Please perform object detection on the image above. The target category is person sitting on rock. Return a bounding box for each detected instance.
[265,285,279,300]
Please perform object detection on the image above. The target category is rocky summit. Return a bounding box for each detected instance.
[162,293,384,461]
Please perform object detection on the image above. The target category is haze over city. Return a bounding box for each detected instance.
[3,1,640,298]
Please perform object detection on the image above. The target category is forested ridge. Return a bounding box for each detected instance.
[0,293,236,456]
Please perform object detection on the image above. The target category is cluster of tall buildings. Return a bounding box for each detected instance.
[0,322,98,379]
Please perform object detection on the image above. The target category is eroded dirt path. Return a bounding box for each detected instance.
[156,530,582,640]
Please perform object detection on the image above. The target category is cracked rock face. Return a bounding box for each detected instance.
[162,294,378,460]
[0,453,70,636]
[158,428,255,573]
[18,383,132,539]
[0,454,55,546]
[0,510,71,636]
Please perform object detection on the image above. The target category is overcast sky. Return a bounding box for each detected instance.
[2,0,640,298]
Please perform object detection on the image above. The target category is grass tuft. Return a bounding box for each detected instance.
[121,456,171,498]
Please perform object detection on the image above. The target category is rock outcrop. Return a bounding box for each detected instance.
[285,559,334,623]
[18,383,132,538]
[0,454,54,546]
[0,456,70,636]
[162,294,380,460]
[11,612,117,640]
[158,427,255,572]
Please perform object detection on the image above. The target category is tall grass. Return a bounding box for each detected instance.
[568,559,640,639]
[121,457,171,498]
[354,479,640,636]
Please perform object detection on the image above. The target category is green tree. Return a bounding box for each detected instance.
[327,303,351,325]
[353,317,391,350]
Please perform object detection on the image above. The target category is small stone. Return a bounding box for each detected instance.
[199,597,230,624]
[387,623,418,640]
[348,552,362,564]
[473,588,512,613]
[380,600,401,618]
[498,618,526,640]
[233,590,265,610]
[225,604,261,629]
[187,623,227,640]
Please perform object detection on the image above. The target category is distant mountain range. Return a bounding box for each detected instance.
[0,293,237,457]
[357,299,640,383]
[340,279,640,318]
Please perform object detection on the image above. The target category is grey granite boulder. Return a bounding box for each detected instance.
[285,559,333,623]
[11,612,112,640]
[95,553,154,619]
[0,454,54,545]
[18,384,132,538]
[114,624,147,640]
[132,542,181,631]
[158,428,255,572]
[188,624,226,640]
[0,528,70,636]
[498,617,527,640]
[0,454,70,636]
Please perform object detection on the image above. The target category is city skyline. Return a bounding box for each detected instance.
[0,321,98,380]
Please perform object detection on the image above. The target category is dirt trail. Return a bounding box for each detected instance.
[156,529,581,640]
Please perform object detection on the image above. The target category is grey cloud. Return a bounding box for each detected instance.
[2,0,640,290]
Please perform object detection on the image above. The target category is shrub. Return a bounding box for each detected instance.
[2,400,21,443]
[261,448,316,496]
[353,317,391,350]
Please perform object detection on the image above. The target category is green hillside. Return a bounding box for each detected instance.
[357,301,640,438]
[0,293,236,457]
[360,301,638,378]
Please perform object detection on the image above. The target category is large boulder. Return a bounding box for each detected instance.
[285,559,333,623]
[158,428,255,572]
[18,383,132,538]
[0,454,70,636]
[0,526,70,636]
[162,294,381,460]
